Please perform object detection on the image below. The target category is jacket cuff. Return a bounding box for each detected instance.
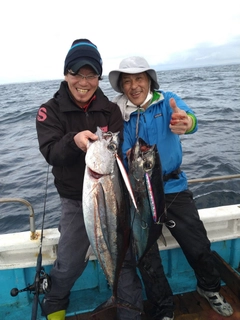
[185,113,197,134]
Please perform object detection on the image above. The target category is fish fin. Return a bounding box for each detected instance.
[116,297,144,314]
[90,296,117,317]
[84,245,95,262]
[159,233,167,247]
[96,184,111,251]
[95,126,103,139]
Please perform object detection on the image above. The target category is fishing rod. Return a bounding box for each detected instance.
[10,165,51,320]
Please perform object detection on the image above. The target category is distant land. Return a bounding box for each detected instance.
[153,37,240,71]
[154,61,240,72]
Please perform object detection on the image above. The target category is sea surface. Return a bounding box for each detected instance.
[0,64,240,234]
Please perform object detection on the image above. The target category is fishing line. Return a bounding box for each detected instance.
[40,164,50,244]
[163,192,179,229]
[31,163,51,320]
[135,105,141,138]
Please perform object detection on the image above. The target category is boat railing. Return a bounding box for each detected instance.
[0,197,37,239]
[0,174,239,269]
[188,173,240,184]
[0,174,239,241]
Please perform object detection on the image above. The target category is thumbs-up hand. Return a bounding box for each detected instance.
[169,98,192,134]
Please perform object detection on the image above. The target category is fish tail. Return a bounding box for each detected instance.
[116,297,144,314]
[91,296,143,317]
[91,296,116,316]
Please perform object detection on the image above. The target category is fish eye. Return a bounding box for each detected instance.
[143,160,153,171]
[107,142,117,152]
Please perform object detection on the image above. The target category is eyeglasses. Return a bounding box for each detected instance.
[68,70,99,82]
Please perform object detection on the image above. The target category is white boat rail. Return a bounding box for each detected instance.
[188,174,240,184]
[0,173,239,241]
[0,174,239,269]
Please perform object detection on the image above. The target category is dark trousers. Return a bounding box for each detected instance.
[135,190,221,318]
[165,190,221,292]
[138,242,174,318]
[117,244,143,320]
[42,198,90,316]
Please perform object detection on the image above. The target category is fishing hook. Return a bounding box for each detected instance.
[141,220,148,229]
[165,220,176,228]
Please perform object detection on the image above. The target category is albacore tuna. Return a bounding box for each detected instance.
[82,127,140,315]
[128,137,167,263]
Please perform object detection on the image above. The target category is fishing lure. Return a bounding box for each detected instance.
[115,153,138,212]
[144,172,157,223]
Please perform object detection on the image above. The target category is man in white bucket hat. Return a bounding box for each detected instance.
[109,56,234,320]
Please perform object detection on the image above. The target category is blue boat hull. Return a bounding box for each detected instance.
[1,237,240,320]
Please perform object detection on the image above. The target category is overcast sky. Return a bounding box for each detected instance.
[1,0,240,84]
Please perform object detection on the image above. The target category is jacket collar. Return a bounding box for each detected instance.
[113,90,164,121]
[55,81,102,112]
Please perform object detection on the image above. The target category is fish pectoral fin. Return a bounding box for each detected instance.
[95,183,111,249]
[159,233,167,247]
[84,245,94,262]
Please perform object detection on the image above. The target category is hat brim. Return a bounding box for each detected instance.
[69,60,99,75]
[109,67,159,93]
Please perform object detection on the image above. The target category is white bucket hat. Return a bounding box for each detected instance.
[108,56,159,93]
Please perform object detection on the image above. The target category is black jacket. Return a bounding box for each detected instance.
[36,81,123,200]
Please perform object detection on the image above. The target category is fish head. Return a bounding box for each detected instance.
[85,129,120,177]
[129,137,156,180]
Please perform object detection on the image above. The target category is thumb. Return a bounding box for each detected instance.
[170,98,179,113]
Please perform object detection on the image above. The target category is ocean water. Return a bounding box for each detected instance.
[0,64,240,234]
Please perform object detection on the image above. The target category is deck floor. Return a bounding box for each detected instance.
[66,286,240,320]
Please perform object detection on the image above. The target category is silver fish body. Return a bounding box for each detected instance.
[82,128,131,311]
[128,137,167,263]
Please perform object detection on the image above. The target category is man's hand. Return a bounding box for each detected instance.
[169,98,192,134]
[74,130,98,152]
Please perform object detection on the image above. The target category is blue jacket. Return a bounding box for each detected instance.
[113,90,198,194]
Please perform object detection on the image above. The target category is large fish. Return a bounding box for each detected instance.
[128,137,167,264]
[82,127,139,315]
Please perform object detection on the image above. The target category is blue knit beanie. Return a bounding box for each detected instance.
[64,39,102,76]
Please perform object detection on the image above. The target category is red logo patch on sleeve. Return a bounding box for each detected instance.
[37,107,47,122]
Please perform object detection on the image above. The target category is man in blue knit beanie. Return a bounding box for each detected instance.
[36,39,143,320]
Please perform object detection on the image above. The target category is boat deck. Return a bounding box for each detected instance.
[66,286,240,320]
[66,251,240,319]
